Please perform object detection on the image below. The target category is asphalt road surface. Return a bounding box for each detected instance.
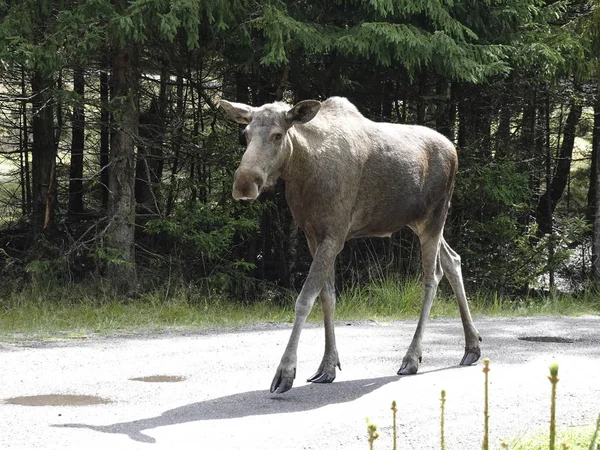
[1,316,599,450]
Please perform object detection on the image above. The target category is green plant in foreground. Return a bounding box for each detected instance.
[483,358,491,450]
[368,357,599,449]
[441,389,447,450]
[590,413,600,450]
[391,400,398,450]
[367,417,380,450]
[549,363,560,450]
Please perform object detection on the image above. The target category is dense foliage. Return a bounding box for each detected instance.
[0,0,599,298]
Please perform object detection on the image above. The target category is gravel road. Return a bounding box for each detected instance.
[1,316,599,450]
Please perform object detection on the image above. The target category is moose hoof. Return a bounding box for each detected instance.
[306,369,335,383]
[460,346,481,366]
[307,360,341,384]
[270,367,296,394]
[307,371,336,384]
[398,355,421,376]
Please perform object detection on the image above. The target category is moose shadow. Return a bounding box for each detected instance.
[55,375,401,443]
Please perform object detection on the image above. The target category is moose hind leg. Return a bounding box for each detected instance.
[308,269,341,383]
[440,237,481,366]
[398,234,444,375]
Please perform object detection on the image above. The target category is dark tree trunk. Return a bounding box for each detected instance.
[591,95,600,279]
[135,64,167,213]
[495,105,512,159]
[135,97,165,213]
[415,74,427,125]
[100,68,110,209]
[165,65,185,217]
[30,70,56,235]
[20,67,31,216]
[435,80,455,141]
[587,94,599,224]
[107,46,138,292]
[68,68,85,216]
[535,98,583,235]
[457,83,491,156]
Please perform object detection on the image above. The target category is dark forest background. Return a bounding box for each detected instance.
[1,0,600,300]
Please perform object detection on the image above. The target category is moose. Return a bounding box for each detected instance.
[220,96,481,394]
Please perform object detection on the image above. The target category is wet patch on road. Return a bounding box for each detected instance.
[518,336,575,344]
[130,375,186,383]
[5,394,110,406]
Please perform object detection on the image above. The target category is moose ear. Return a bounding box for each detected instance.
[286,100,321,125]
[220,99,255,124]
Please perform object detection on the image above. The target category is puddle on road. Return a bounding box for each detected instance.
[5,394,110,406]
[518,336,575,344]
[130,375,186,383]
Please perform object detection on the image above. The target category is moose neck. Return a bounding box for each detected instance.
[280,126,316,183]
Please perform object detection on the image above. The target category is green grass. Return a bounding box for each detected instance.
[0,277,598,340]
[502,425,598,449]
[0,281,296,340]
[334,277,599,321]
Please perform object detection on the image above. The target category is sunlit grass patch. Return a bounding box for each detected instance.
[500,424,598,449]
[0,281,295,339]
[0,277,598,339]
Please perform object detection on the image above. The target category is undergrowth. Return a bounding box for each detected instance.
[0,277,598,339]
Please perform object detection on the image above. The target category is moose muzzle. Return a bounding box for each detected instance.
[232,166,265,201]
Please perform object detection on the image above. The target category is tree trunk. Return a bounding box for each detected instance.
[30,70,56,235]
[68,68,85,217]
[107,46,138,292]
[135,63,167,214]
[592,95,600,279]
[495,104,512,159]
[435,80,455,141]
[100,68,110,209]
[457,83,491,157]
[535,98,583,235]
[20,67,31,216]
[135,98,164,213]
[165,66,185,217]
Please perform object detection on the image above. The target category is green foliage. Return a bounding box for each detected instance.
[145,201,260,292]
[0,0,599,296]
[0,0,65,73]
[147,203,257,258]
[454,160,543,291]
[257,4,331,66]
[255,0,509,81]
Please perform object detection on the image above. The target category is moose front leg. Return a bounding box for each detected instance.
[270,239,340,394]
[307,267,341,383]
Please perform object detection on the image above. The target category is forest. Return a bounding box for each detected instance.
[0,0,599,301]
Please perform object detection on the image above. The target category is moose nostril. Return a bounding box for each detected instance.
[254,175,263,191]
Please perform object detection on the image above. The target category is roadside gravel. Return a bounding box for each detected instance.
[1,316,599,449]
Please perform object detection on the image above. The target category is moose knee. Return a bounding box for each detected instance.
[295,298,314,318]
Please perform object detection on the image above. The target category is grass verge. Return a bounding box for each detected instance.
[503,424,599,449]
[0,277,598,340]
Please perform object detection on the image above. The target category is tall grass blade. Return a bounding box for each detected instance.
[391,400,398,450]
[589,413,600,450]
[549,363,560,450]
[441,390,446,450]
[482,358,491,450]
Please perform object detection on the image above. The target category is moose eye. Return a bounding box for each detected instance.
[272,133,283,142]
